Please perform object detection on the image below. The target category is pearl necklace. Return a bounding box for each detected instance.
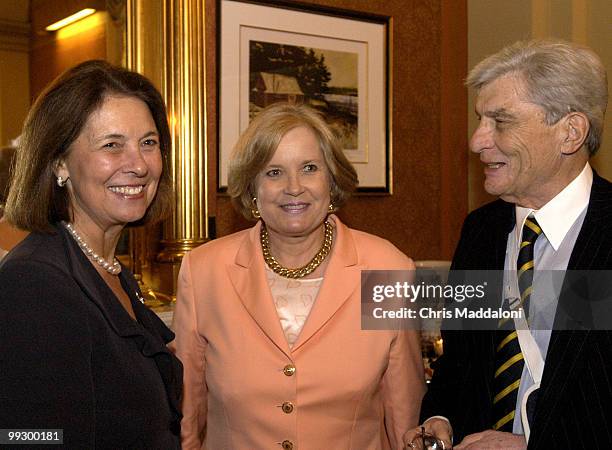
[260,219,333,279]
[63,222,122,275]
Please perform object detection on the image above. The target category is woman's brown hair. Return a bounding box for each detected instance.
[5,60,173,232]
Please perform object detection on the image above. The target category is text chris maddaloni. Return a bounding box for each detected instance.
[370,306,524,320]
[367,280,524,321]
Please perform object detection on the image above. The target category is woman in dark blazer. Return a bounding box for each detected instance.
[0,61,182,449]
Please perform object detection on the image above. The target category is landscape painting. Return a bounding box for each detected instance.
[249,40,359,150]
[220,0,388,191]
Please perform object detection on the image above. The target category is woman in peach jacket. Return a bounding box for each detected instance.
[173,103,425,450]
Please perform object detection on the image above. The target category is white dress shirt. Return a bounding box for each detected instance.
[504,162,593,434]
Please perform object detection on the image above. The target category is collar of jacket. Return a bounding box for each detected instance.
[228,215,364,357]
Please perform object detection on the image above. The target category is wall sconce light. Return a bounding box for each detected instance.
[45,8,97,31]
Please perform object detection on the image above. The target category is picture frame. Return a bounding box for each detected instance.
[218,0,391,193]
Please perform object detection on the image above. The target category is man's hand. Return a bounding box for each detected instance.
[454,430,526,449]
[403,417,453,449]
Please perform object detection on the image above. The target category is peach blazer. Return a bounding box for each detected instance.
[173,216,425,450]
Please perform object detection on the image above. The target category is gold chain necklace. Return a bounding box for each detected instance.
[260,220,333,279]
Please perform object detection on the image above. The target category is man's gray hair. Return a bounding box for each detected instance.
[467,39,608,155]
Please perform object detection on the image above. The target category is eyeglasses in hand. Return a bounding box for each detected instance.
[405,426,446,450]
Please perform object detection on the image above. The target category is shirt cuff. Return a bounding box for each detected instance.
[424,415,451,426]
[423,416,453,444]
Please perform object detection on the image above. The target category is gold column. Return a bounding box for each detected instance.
[126,0,209,297]
[158,0,209,266]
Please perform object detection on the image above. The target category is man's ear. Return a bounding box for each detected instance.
[560,112,589,155]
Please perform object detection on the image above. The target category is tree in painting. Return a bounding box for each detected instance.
[249,42,332,98]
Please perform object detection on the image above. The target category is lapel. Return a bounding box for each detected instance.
[532,173,612,436]
[58,225,182,423]
[228,222,293,358]
[529,331,586,448]
[565,172,612,271]
[226,216,363,356]
[454,201,514,408]
[484,202,516,396]
[488,200,515,270]
[292,216,363,351]
[59,224,147,339]
[451,199,514,270]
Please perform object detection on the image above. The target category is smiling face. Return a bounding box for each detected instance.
[470,74,571,208]
[57,95,162,232]
[255,125,331,240]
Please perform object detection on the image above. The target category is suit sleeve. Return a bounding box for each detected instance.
[420,216,472,426]
[419,330,470,422]
[0,260,95,448]
[378,255,426,448]
[172,252,209,450]
[419,212,485,438]
[382,328,426,448]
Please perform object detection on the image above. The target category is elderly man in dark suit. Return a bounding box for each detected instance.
[405,39,611,449]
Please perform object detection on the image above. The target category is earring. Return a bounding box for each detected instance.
[328,203,334,213]
[56,176,67,187]
[251,197,261,219]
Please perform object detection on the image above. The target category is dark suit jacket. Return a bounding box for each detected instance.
[0,224,183,449]
[421,173,612,449]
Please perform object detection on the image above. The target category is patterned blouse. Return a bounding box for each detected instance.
[265,266,323,348]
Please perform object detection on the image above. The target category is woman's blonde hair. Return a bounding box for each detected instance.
[228,103,358,220]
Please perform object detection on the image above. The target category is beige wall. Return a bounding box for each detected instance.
[468,0,612,211]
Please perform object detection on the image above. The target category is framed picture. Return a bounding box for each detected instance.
[218,0,390,192]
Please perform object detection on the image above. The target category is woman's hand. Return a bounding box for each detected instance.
[403,417,453,449]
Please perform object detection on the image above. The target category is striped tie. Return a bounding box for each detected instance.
[492,217,542,431]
